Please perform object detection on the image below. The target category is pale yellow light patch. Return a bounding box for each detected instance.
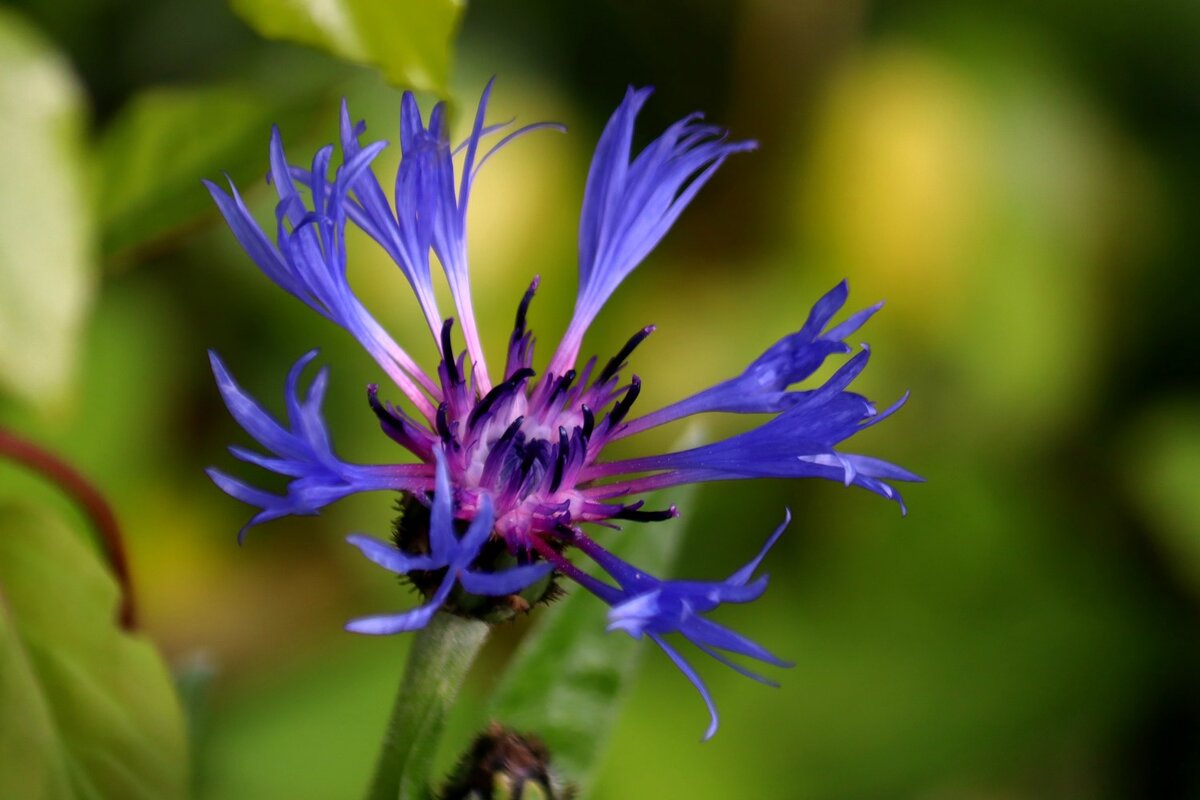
[802,47,987,338]
[0,10,94,409]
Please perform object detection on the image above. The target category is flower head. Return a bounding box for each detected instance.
[207,80,920,739]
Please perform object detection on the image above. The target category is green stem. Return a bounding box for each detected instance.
[365,612,490,800]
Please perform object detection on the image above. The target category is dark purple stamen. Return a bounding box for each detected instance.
[581,404,595,441]
[550,426,569,492]
[480,416,525,486]
[512,276,540,344]
[436,401,454,444]
[469,368,535,429]
[367,385,427,453]
[507,445,542,499]
[607,376,642,429]
[551,523,577,543]
[597,325,655,385]
[547,369,577,404]
[441,319,460,385]
[367,384,400,431]
[613,502,678,522]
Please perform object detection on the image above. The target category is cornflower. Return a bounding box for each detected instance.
[206,80,919,739]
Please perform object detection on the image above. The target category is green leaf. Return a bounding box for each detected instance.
[96,83,308,263]
[228,0,463,93]
[0,9,94,408]
[0,505,189,799]
[485,481,700,796]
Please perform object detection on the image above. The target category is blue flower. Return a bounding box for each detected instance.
[207,80,920,739]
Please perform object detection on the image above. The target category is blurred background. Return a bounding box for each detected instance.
[1,0,1199,797]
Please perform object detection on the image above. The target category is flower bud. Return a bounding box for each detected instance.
[440,722,574,800]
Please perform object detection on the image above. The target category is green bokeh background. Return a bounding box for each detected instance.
[3,0,1200,797]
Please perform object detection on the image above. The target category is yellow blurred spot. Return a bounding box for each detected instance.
[803,47,986,336]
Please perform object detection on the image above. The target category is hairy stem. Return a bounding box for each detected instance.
[365,612,490,800]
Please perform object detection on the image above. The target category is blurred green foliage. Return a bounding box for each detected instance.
[229,0,461,94]
[0,505,188,799]
[96,82,321,262]
[0,9,92,408]
[1,0,1199,798]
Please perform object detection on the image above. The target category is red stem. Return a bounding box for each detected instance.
[0,427,136,629]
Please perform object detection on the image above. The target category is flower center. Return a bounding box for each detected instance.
[449,377,592,544]
[402,281,656,546]
[370,281,663,548]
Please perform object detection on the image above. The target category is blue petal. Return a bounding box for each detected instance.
[204,179,311,308]
[605,590,662,637]
[334,98,440,325]
[605,350,920,505]
[455,77,495,222]
[428,450,457,562]
[726,509,790,585]
[339,82,561,380]
[209,352,419,537]
[345,571,455,635]
[653,577,768,608]
[227,446,310,477]
[579,508,791,736]
[346,533,444,574]
[210,350,314,461]
[455,494,496,563]
[289,359,334,461]
[209,124,435,409]
[614,283,885,430]
[205,467,282,513]
[649,634,719,741]
[694,643,780,688]
[458,561,554,596]
[680,616,792,668]
[471,121,567,177]
[344,600,440,635]
[578,87,653,282]
[551,88,754,373]
[801,279,850,334]
[824,300,883,342]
